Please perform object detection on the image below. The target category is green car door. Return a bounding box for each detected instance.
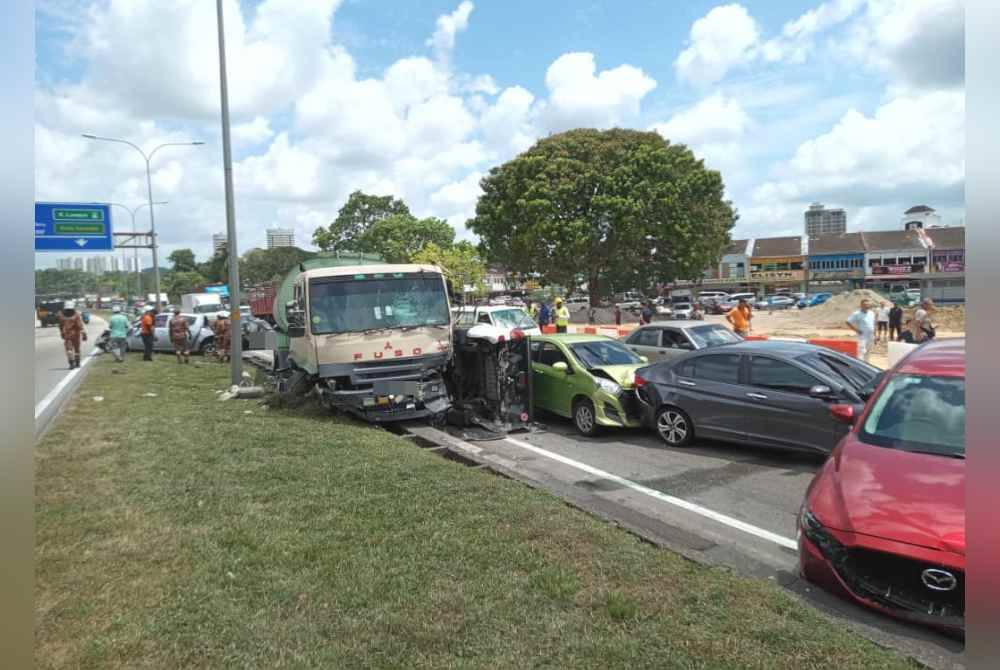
[531,339,590,417]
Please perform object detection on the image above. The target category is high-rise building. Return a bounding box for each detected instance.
[86,256,108,275]
[72,257,84,271]
[266,227,295,249]
[56,257,74,270]
[212,233,228,255]
[110,257,120,273]
[804,203,847,237]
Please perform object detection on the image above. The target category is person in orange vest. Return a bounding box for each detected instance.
[213,311,232,363]
[58,300,87,369]
[726,299,753,337]
[140,306,157,361]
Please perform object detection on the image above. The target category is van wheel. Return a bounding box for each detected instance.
[573,398,599,437]
[655,406,693,447]
[199,339,216,355]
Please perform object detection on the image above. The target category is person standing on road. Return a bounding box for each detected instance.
[587,304,596,324]
[108,305,130,363]
[140,306,157,362]
[888,302,904,342]
[553,298,570,334]
[726,299,752,337]
[913,298,936,340]
[640,301,654,326]
[538,301,550,328]
[613,304,622,326]
[213,311,232,362]
[846,299,876,363]
[57,300,87,369]
[169,307,192,365]
[875,302,890,344]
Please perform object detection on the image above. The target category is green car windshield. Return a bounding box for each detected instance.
[570,340,642,369]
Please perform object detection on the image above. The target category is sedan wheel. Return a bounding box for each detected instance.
[656,406,692,447]
[573,399,599,437]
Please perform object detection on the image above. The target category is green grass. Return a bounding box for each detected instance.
[36,356,920,669]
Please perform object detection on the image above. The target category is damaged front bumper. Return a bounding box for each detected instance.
[317,355,451,423]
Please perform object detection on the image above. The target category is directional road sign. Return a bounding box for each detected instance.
[35,202,114,252]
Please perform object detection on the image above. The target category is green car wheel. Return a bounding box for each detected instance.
[573,398,599,437]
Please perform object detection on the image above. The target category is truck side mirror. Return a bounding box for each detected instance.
[285,300,306,337]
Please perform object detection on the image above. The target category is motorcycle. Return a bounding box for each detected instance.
[95,329,112,353]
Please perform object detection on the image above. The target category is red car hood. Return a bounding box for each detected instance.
[815,441,965,555]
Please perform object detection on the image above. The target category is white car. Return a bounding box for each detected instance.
[453,305,541,336]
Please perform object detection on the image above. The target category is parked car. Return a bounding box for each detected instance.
[453,305,541,336]
[755,295,796,310]
[634,341,881,451]
[126,313,216,354]
[530,334,647,436]
[670,302,695,319]
[623,321,742,363]
[799,338,965,635]
[798,292,833,309]
[697,291,729,306]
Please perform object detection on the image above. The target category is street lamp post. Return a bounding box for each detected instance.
[108,201,167,302]
[82,134,203,307]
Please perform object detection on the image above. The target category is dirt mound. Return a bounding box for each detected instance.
[928,304,965,331]
[796,290,887,328]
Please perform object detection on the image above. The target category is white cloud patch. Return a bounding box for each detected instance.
[426,1,474,64]
[762,0,865,63]
[674,4,759,87]
[232,116,275,146]
[541,52,656,132]
[650,94,751,179]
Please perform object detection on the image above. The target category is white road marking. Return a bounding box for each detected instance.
[34,349,100,421]
[503,436,798,550]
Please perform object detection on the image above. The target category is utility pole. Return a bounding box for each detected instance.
[109,201,167,302]
[217,0,241,385]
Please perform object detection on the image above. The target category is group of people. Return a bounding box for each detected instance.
[847,298,937,362]
[528,298,571,333]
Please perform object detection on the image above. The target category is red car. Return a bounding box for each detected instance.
[798,338,965,635]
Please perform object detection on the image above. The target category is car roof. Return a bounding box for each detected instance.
[894,338,965,377]
[644,320,719,329]
[534,333,615,344]
[679,340,838,357]
[455,305,524,312]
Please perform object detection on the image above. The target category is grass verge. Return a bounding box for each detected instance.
[36,355,919,669]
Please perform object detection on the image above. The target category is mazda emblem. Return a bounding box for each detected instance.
[921,568,958,592]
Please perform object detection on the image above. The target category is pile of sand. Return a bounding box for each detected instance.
[796,290,887,328]
[926,304,965,332]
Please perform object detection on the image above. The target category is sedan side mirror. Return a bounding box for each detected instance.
[809,384,837,400]
[639,355,649,363]
[552,361,570,374]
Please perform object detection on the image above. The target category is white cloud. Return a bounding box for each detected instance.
[426,1,474,63]
[674,4,759,87]
[542,52,656,132]
[742,90,964,232]
[840,0,964,89]
[650,94,751,179]
[232,117,275,146]
[762,0,865,63]
[481,86,537,158]
[430,171,483,226]
[235,133,322,201]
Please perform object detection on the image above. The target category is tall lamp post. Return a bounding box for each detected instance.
[109,201,168,302]
[82,134,203,307]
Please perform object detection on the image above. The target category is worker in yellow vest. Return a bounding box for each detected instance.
[554,297,570,333]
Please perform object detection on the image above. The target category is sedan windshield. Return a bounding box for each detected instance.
[860,374,965,458]
[798,351,879,391]
[570,340,642,368]
[687,325,741,348]
[491,308,536,329]
[309,274,450,334]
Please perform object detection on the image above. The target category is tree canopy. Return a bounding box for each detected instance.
[353,214,455,263]
[312,191,411,252]
[468,128,736,303]
[168,248,198,272]
[411,241,487,299]
[240,246,316,286]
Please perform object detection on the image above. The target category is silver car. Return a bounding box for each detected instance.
[623,321,742,363]
[127,313,216,354]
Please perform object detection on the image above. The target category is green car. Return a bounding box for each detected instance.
[530,334,648,436]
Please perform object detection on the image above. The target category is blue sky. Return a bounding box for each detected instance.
[34,0,964,269]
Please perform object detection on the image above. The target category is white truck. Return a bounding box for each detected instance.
[181,292,224,316]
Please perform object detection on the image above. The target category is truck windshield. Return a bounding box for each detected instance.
[309,274,450,334]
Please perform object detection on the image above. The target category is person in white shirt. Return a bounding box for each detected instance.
[846,299,877,362]
[913,298,936,340]
[875,302,890,344]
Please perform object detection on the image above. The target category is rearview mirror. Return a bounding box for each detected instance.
[809,384,836,400]
[552,361,569,373]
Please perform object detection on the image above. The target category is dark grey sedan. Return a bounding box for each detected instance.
[634,341,881,453]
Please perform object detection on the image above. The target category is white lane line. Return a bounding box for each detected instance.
[34,349,100,421]
[504,436,798,551]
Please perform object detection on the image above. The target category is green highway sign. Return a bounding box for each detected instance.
[54,222,106,235]
[53,208,105,222]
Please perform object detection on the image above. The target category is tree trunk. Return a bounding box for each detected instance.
[588,274,600,306]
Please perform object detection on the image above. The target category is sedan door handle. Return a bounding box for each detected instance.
[677,379,696,387]
[746,392,768,400]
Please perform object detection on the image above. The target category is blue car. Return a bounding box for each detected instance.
[797,293,832,309]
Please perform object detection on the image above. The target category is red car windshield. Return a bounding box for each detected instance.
[859,374,965,458]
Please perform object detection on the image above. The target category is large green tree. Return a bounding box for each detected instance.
[468,128,736,303]
[240,246,316,286]
[199,246,228,284]
[412,241,487,298]
[168,248,198,272]
[353,214,455,263]
[312,191,411,251]
[164,271,207,301]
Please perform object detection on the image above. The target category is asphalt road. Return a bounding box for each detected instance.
[34,316,105,406]
[409,414,965,669]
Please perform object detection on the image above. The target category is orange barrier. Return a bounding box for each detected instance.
[542,325,557,334]
[809,338,859,357]
[743,335,768,341]
[583,326,597,334]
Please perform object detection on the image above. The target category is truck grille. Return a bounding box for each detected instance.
[833,547,964,624]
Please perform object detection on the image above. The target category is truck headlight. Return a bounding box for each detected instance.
[594,377,621,395]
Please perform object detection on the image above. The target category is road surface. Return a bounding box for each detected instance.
[34,315,106,407]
